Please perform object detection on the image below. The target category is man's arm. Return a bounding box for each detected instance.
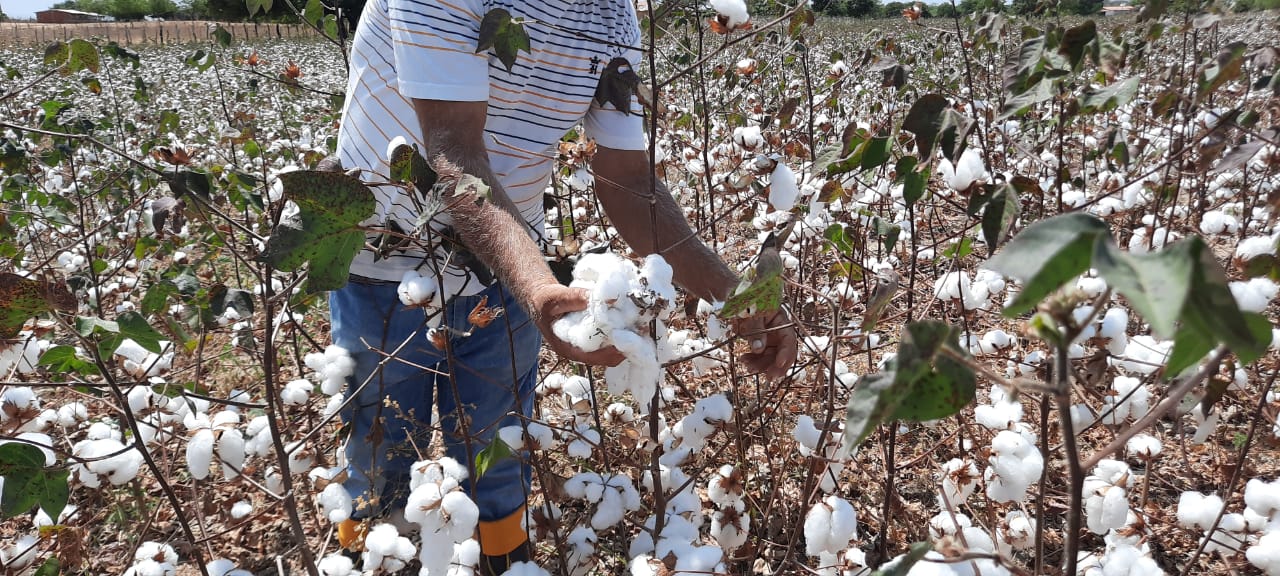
[591,146,797,379]
[414,99,622,366]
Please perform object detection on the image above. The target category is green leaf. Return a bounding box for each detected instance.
[1198,42,1246,105]
[1092,238,1192,339]
[900,160,928,209]
[43,39,99,76]
[985,212,1111,316]
[245,0,274,17]
[387,143,443,221]
[475,437,512,479]
[115,312,165,354]
[1058,20,1097,71]
[902,94,948,158]
[1080,77,1140,115]
[37,345,100,376]
[860,136,891,172]
[721,233,785,319]
[476,8,532,72]
[1184,237,1265,361]
[184,49,215,72]
[1001,77,1055,119]
[0,273,74,339]
[35,557,59,576]
[212,25,233,48]
[824,224,855,257]
[0,443,68,521]
[303,0,324,27]
[258,171,376,293]
[942,237,973,260]
[872,217,900,254]
[982,184,1020,250]
[843,322,975,451]
[872,542,934,576]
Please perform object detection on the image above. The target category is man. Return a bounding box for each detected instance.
[330,0,797,572]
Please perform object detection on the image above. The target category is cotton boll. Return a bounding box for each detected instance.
[281,379,313,406]
[441,491,480,541]
[709,0,750,28]
[504,561,553,576]
[187,428,215,480]
[305,345,355,396]
[218,428,245,479]
[398,270,441,308]
[1237,235,1278,260]
[2,533,39,571]
[320,482,353,522]
[1244,478,1280,518]
[938,458,980,510]
[317,554,354,576]
[1126,434,1162,460]
[804,495,857,556]
[1002,511,1036,551]
[793,415,823,456]
[769,162,799,211]
[1230,278,1278,313]
[985,430,1043,503]
[230,500,253,519]
[1247,530,1280,575]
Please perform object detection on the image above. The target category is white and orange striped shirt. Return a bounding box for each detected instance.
[336,0,646,293]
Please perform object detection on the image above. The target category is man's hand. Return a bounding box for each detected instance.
[732,309,799,380]
[529,284,626,367]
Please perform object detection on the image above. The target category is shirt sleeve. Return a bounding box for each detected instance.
[583,48,648,151]
[388,0,490,102]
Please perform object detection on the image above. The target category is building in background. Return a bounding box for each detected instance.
[35,8,111,23]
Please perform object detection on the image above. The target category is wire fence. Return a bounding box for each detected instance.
[0,20,321,48]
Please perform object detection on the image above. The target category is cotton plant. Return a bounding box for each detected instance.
[1246,478,1280,574]
[805,495,858,562]
[563,472,642,531]
[403,456,476,576]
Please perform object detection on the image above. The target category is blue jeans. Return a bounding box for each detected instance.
[329,278,540,530]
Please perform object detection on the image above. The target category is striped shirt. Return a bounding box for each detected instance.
[336,0,647,295]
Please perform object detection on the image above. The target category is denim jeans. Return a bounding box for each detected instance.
[329,278,541,527]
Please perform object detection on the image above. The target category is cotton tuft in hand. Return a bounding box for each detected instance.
[551,253,677,411]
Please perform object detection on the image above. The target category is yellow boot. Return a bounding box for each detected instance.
[336,518,366,551]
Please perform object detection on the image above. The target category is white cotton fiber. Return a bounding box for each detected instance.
[320,482,353,522]
[1230,278,1278,313]
[709,0,750,27]
[1177,491,1225,530]
[187,428,214,480]
[769,162,799,212]
[281,379,313,406]
[397,269,440,309]
[985,430,1043,503]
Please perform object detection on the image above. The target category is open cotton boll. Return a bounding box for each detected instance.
[281,379,312,406]
[793,415,823,456]
[1,533,39,571]
[709,0,750,27]
[229,500,253,519]
[504,562,553,576]
[319,482,353,522]
[974,386,1022,431]
[398,269,441,309]
[804,495,857,556]
[186,427,215,481]
[217,428,245,479]
[938,458,980,510]
[1100,307,1129,355]
[1200,210,1239,235]
[317,554,354,576]
[1112,336,1172,375]
[1126,434,1162,459]
[363,523,416,573]
[1230,277,1278,313]
[733,125,763,149]
[304,345,355,396]
[769,162,799,211]
[1237,235,1278,260]
[984,430,1043,503]
[1248,531,1280,575]
[937,148,988,191]
[1244,478,1280,518]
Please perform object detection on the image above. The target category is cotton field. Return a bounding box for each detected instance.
[2,5,1280,576]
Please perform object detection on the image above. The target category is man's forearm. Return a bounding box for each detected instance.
[416,100,557,310]
[594,161,739,302]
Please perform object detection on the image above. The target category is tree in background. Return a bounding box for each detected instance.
[823,0,882,17]
[50,0,176,19]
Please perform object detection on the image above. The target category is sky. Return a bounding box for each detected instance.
[4,0,63,19]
